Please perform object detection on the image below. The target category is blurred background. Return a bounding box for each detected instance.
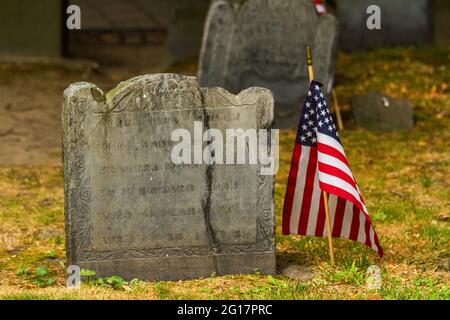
[1,0,448,62]
[0,0,449,165]
[0,1,449,299]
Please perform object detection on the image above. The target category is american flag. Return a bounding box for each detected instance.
[313,0,326,15]
[282,81,383,257]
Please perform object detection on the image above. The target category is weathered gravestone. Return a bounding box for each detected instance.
[337,0,433,52]
[63,74,276,281]
[351,92,414,131]
[198,0,338,128]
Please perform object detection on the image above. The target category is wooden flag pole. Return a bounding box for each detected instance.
[323,192,335,265]
[332,89,344,131]
[306,46,335,266]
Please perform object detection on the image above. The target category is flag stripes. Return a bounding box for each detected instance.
[313,0,326,15]
[282,80,383,257]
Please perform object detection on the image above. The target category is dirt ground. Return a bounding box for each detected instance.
[0,46,179,166]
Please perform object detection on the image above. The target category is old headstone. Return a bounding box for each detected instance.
[198,0,338,128]
[337,0,432,52]
[351,92,414,131]
[63,74,276,281]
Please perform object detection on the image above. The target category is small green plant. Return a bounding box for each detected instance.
[80,269,96,283]
[373,210,388,222]
[420,176,433,188]
[229,286,242,294]
[46,250,57,259]
[35,267,48,278]
[105,275,126,290]
[79,271,137,291]
[33,267,54,287]
[326,261,365,285]
[94,277,105,287]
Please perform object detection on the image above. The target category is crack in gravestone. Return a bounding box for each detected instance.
[63,74,276,280]
[200,91,221,274]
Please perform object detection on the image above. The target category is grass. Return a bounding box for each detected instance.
[0,46,449,300]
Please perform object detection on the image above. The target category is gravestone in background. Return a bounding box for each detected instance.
[337,0,432,52]
[351,92,414,131]
[63,74,276,281]
[198,0,338,128]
